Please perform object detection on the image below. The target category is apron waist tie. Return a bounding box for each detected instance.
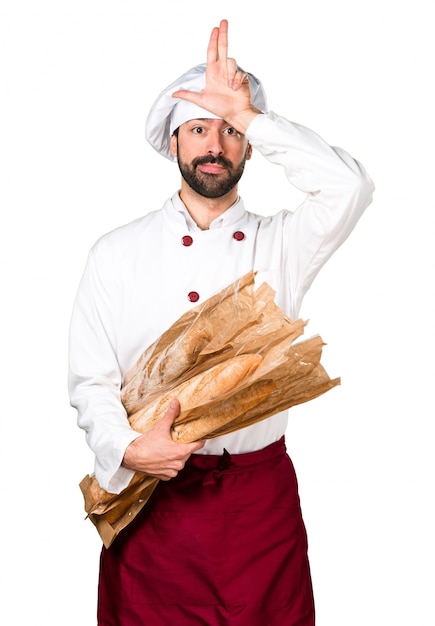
[186,436,286,486]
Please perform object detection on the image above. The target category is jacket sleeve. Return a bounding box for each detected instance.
[68,244,140,493]
[246,111,375,319]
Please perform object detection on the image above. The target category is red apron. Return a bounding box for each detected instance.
[98,437,315,625]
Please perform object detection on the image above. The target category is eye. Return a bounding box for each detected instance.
[191,126,205,134]
[224,127,240,137]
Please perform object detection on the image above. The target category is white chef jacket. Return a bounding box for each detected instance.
[69,111,374,493]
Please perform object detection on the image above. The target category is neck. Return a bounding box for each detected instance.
[179,183,238,230]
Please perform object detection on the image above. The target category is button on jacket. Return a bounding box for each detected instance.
[69,111,374,493]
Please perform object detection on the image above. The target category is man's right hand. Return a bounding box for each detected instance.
[121,398,205,480]
[172,19,260,135]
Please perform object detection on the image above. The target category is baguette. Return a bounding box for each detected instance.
[121,327,210,413]
[94,477,159,524]
[86,471,147,511]
[129,353,262,433]
[171,378,277,442]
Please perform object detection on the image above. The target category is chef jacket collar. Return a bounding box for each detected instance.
[171,192,245,231]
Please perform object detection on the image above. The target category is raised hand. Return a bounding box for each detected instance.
[172,19,260,133]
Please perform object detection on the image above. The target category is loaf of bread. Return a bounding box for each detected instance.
[87,470,146,511]
[121,328,211,414]
[171,378,277,442]
[129,352,262,433]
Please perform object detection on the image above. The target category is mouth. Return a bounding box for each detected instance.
[193,155,232,175]
[197,163,227,174]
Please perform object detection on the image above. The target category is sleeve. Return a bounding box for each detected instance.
[68,244,141,493]
[246,111,375,319]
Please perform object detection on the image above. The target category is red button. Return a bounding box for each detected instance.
[182,235,193,246]
[233,231,245,241]
[187,291,200,302]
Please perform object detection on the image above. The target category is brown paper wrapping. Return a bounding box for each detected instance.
[80,271,340,548]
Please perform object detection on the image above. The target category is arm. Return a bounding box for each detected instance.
[69,246,203,494]
[172,17,373,240]
[246,112,374,318]
[174,19,374,316]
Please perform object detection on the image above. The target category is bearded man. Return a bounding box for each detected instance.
[69,19,374,626]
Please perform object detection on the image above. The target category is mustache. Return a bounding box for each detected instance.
[192,155,233,169]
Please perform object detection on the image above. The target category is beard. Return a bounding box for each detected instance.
[176,152,247,199]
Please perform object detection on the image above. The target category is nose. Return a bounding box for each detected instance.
[206,128,224,156]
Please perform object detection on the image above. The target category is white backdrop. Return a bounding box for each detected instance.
[1,1,434,624]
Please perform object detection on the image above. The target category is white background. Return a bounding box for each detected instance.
[1,1,434,624]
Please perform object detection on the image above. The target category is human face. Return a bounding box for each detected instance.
[170,119,252,199]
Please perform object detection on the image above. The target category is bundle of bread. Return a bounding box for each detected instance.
[80,271,340,547]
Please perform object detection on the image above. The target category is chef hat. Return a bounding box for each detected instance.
[145,63,267,161]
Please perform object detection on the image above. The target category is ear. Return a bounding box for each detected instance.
[170,134,178,158]
[245,142,253,161]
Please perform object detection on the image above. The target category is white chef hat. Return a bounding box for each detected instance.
[145,63,267,161]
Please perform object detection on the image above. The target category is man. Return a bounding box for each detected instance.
[69,19,374,625]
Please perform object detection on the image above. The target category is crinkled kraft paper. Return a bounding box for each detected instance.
[80,271,340,548]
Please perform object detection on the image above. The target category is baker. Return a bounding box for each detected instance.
[69,18,374,625]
